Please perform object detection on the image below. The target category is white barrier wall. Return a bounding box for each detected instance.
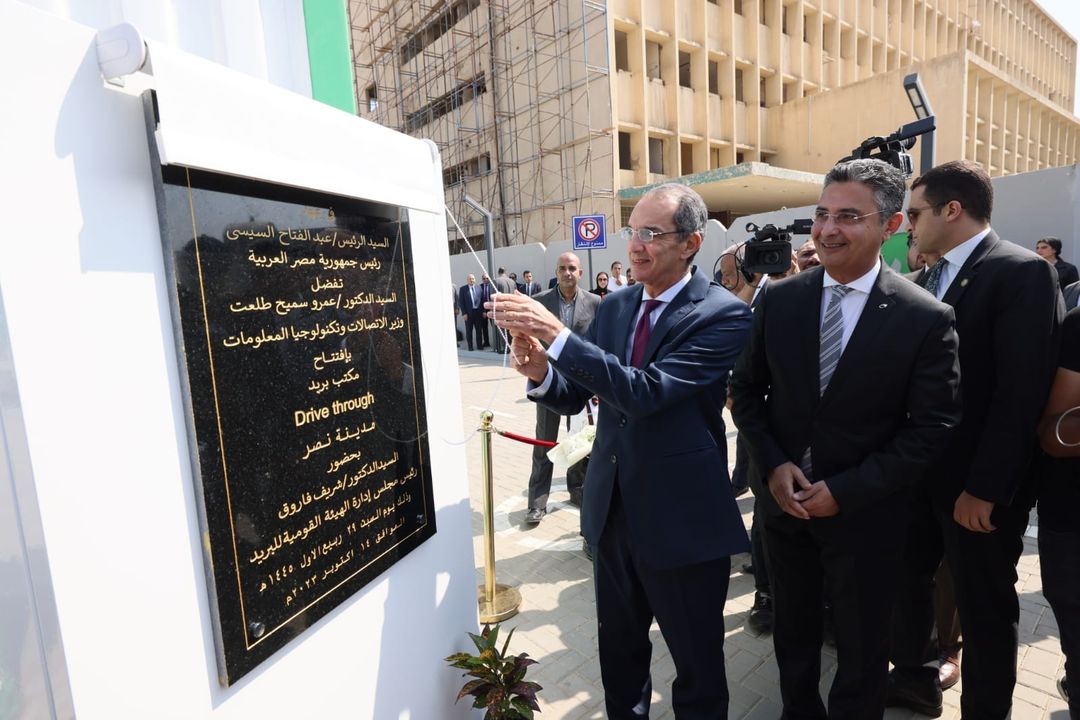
[0,4,478,719]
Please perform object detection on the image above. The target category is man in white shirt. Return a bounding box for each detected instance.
[731,158,961,719]
[888,159,1063,719]
[607,261,628,291]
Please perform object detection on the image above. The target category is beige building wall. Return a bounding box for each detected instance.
[352,0,1080,246]
[768,51,1080,176]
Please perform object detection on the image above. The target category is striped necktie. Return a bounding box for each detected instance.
[801,284,853,480]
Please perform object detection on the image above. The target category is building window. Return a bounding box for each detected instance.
[648,137,665,174]
[619,131,633,170]
[734,0,743,16]
[710,147,721,168]
[443,152,492,187]
[735,68,745,102]
[782,5,789,35]
[404,74,487,132]
[736,151,746,164]
[708,60,719,94]
[646,41,663,81]
[615,30,630,71]
[679,51,692,88]
[681,142,694,174]
[399,0,481,65]
[621,205,634,226]
[364,84,378,113]
[760,76,767,107]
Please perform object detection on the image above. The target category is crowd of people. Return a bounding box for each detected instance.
[477,159,1077,720]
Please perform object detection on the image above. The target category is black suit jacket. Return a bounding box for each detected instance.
[731,265,961,529]
[922,231,1062,506]
[457,284,480,314]
[1055,258,1079,290]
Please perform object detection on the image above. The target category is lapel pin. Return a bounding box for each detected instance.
[878,303,888,309]
[960,278,969,287]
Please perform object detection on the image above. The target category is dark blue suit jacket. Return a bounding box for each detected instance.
[535,268,753,569]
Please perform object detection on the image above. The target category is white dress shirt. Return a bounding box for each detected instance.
[820,259,880,355]
[929,228,991,300]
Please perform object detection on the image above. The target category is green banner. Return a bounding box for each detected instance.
[303,0,356,113]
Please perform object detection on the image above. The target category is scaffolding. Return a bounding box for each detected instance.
[350,0,615,251]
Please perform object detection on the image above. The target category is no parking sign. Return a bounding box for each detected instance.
[572,214,607,250]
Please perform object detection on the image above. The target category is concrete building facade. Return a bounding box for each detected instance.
[352,0,1080,247]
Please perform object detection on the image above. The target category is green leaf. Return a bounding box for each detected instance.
[485,623,501,651]
[500,625,517,657]
[468,631,486,653]
[510,697,536,719]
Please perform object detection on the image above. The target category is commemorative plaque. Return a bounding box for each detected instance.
[152,162,436,685]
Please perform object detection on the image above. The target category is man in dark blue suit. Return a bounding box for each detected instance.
[489,183,752,718]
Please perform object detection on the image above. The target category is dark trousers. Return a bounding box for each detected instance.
[595,489,731,719]
[750,496,771,596]
[892,494,1027,718]
[528,406,584,511]
[1039,525,1080,719]
[766,512,903,719]
[464,308,484,350]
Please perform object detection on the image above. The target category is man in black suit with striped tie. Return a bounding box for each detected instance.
[731,159,962,719]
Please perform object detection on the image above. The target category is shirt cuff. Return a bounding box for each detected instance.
[527,366,555,398]
[547,327,572,360]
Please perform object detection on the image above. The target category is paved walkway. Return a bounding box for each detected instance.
[456,349,1070,719]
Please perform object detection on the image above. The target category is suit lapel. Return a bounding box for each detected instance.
[819,268,899,406]
[791,270,825,406]
[942,231,996,308]
[639,270,706,365]
[612,286,644,363]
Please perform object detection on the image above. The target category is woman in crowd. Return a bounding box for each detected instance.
[1038,305,1080,717]
[590,271,610,298]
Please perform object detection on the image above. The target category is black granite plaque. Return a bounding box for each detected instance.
[152,161,436,685]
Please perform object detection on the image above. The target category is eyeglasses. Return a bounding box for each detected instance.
[597,276,608,282]
[812,210,884,226]
[618,227,683,244]
[906,204,942,222]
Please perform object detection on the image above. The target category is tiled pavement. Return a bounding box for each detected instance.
[456,349,1071,719]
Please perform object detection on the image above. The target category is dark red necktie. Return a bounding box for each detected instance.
[630,299,662,368]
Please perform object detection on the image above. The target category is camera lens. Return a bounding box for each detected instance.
[763,250,781,265]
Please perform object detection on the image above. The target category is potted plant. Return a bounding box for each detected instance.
[445,624,542,719]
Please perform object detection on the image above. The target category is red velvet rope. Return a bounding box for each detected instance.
[496,429,558,448]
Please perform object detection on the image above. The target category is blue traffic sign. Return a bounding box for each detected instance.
[572,214,607,250]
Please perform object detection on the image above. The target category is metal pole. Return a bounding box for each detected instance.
[476,411,520,623]
[479,411,497,603]
[463,195,495,280]
[587,249,594,292]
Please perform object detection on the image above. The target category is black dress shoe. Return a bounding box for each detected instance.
[1059,674,1069,703]
[741,562,755,576]
[746,592,773,635]
[524,507,545,524]
[886,672,943,718]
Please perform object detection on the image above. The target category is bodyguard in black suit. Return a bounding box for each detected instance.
[889,160,1063,719]
[731,159,962,719]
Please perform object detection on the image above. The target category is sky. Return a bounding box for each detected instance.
[1035,0,1080,114]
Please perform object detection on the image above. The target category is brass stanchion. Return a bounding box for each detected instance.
[477,410,521,623]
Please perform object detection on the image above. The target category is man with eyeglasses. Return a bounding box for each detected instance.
[487,183,752,718]
[888,160,1063,719]
[730,158,962,719]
